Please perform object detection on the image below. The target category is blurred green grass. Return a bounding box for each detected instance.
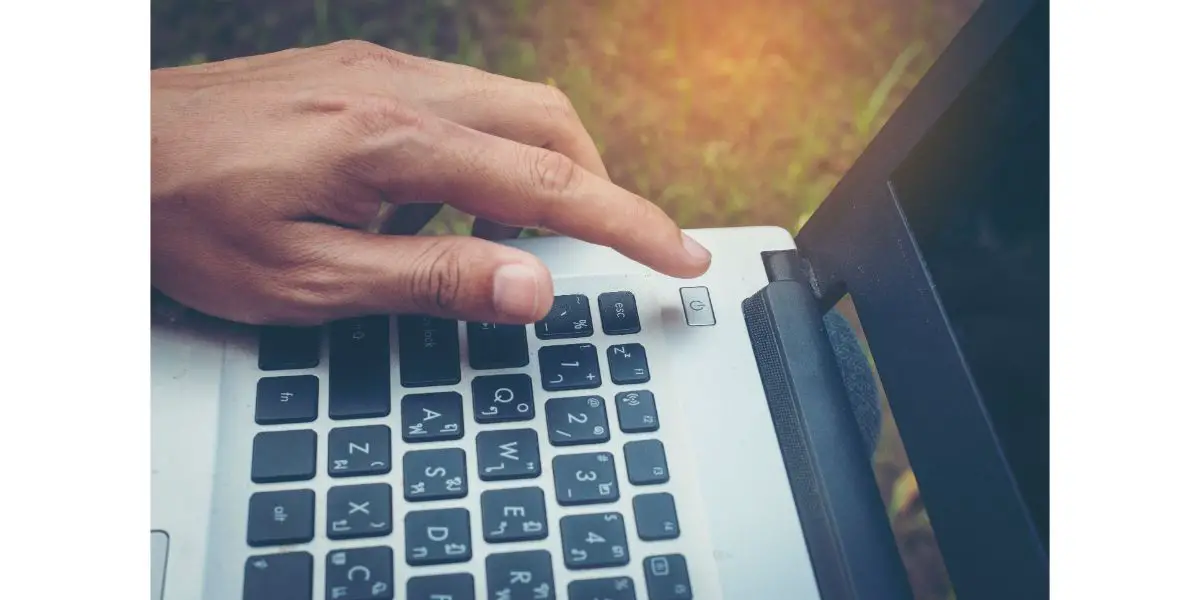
[152,1,978,598]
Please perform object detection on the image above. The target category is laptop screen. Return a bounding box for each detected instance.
[887,0,1048,548]
[792,2,1048,595]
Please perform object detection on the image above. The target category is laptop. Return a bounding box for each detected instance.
[150,0,1048,599]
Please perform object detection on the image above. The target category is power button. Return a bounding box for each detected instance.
[679,287,716,326]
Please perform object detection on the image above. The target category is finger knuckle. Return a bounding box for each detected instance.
[253,238,344,315]
[293,266,348,309]
[624,198,658,230]
[528,148,584,198]
[330,39,413,71]
[408,239,465,313]
[537,84,579,122]
[327,39,373,52]
[336,96,428,183]
[349,95,424,133]
[258,266,337,319]
[455,63,491,81]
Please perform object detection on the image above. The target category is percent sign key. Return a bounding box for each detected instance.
[537,294,595,339]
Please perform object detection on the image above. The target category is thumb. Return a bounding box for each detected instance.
[306,225,554,324]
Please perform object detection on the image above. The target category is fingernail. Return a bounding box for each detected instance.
[681,232,711,264]
[492,264,541,321]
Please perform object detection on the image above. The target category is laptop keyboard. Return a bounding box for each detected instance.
[242,292,693,600]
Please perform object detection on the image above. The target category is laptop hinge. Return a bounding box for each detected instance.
[761,249,845,314]
[741,260,911,600]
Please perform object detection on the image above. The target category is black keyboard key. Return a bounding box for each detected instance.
[633,493,681,540]
[597,291,641,336]
[615,390,659,433]
[485,550,555,600]
[539,344,602,391]
[398,315,461,387]
[403,448,468,501]
[327,483,392,540]
[546,395,610,446]
[536,294,593,340]
[407,573,475,600]
[568,577,635,600]
[405,508,472,566]
[401,392,465,442]
[258,326,320,371]
[472,374,535,423]
[561,512,630,569]
[326,546,394,600]
[243,552,312,600]
[255,375,319,425]
[644,554,692,600]
[467,322,530,370]
[552,452,619,506]
[482,487,549,543]
[328,425,391,477]
[607,343,650,385]
[246,489,314,547]
[251,430,316,483]
[329,317,391,419]
[624,439,670,485]
[477,429,542,481]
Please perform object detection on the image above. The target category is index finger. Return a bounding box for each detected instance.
[351,111,711,279]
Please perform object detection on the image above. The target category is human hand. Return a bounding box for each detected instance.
[151,40,710,326]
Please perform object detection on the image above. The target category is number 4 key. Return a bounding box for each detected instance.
[560,513,630,569]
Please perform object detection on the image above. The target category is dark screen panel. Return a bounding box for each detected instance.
[888,0,1048,549]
